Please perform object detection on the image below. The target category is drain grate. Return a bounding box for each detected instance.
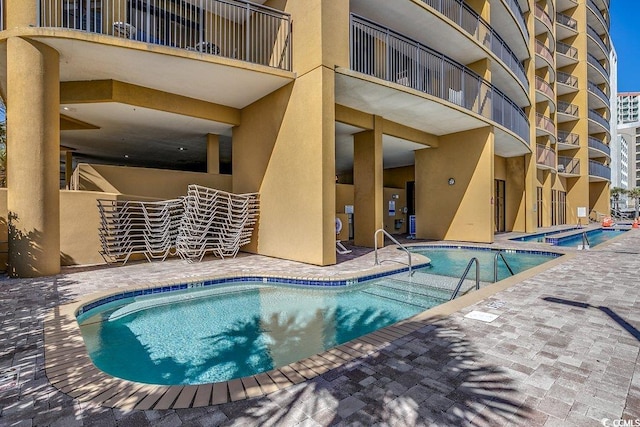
[0,367,20,392]
[486,300,507,310]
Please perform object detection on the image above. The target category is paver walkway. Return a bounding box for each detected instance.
[0,229,639,426]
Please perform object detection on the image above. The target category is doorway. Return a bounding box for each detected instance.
[494,179,506,232]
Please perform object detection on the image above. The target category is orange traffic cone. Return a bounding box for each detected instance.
[633,219,639,229]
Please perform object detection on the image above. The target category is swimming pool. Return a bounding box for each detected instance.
[408,246,559,282]
[509,227,581,242]
[553,228,627,247]
[76,247,559,386]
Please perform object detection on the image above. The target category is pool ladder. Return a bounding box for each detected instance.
[373,228,412,276]
[450,251,515,300]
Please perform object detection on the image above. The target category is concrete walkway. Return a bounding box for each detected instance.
[0,229,639,426]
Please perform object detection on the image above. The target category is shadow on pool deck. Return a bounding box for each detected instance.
[213,316,535,426]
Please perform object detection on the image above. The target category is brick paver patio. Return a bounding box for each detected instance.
[0,229,639,426]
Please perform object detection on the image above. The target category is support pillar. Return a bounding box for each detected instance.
[207,134,220,174]
[353,116,383,247]
[7,37,61,277]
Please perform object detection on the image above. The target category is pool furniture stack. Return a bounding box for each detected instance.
[98,199,184,264]
[97,185,260,264]
[175,185,260,262]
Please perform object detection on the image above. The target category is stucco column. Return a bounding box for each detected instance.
[207,134,220,174]
[353,116,384,247]
[7,37,61,277]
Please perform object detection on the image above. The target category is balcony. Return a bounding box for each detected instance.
[557,101,579,122]
[587,53,609,82]
[534,4,554,36]
[556,41,577,68]
[587,0,610,31]
[536,113,555,139]
[557,131,579,149]
[535,76,555,107]
[37,0,293,71]
[535,40,554,69]
[536,144,556,170]
[588,160,611,181]
[588,136,611,157]
[349,15,529,142]
[587,25,609,57]
[556,12,578,37]
[588,109,610,132]
[588,81,610,108]
[558,156,580,175]
[556,72,578,95]
[501,0,529,41]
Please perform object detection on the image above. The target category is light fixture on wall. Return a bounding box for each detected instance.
[448,178,455,185]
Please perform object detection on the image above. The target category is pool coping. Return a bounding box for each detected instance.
[44,245,571,410]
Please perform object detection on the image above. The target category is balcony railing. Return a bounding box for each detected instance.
[535,40,554,65]
[535,76,554,100]
[37,0,292,71]
[419,0,528,90]
[557,72,578,88]
[587,25,609,55]
[589,160,611,180]
[588,53,609,78]
[588,109,609,129]
[536,113,555,135]
[557,41,578,60]
[350,15,529,142]
[588,81,609,105]
[534,4,553,32]
[557,131,579,146]
[587,0,610,30]
[558,101,579,117]
[556,12,577,31]
[558,156,580,174]
[502,0,529,40]
[536,144,556,168]
[588,136,611,156]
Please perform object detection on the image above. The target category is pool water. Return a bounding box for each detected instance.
[510,227,581,242]
[408,247,558,282]
[555,229,627,247]
[78,280,447,385]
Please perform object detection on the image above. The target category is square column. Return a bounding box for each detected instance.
[353,116,384,247]
[207,134,220,174]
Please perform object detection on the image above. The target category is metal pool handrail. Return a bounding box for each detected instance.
[450,257,480,300]
[374,228,412,276]
[494,251,515,283]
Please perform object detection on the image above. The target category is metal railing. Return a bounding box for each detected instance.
[587,53,609,78]
[536,144,556,168]
[588,136,610,156]
[501,0,528,40]
[558,101,579,117]
[450,257,479,300]
[350,15,530,142]
[535,76,554,99]
[37,0,292,71]
[556,12,577,31]
[557,41,578,60]
[587,0,610,30]
[588,81,609,105]
[535,40,554,65]
[419,0,528,90]
[587,25,609,55]
[557,71,578,88]
[0,0,3,31]
[493,251,514,283]
[534,3,553,32]
[588,109,610,129]
[558,156,580,174]
[588,160,611,180]
[374,228,412,276]
[557,130,579,146]
[536,113,555,134]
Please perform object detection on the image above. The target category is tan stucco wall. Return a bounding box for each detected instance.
[415,127,494,242]
[76,164,232,199]
[384,166,415,189]
[589,181,610,215]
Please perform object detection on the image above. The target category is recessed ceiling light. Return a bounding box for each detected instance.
[124,154,129,158]
[178,147,187,151]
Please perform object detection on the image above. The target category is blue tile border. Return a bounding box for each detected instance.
[76,262,431,317]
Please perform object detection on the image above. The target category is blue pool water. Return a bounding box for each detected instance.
[554,229,627,247]
[510,227,581,242]
[77,248,559,385]
[408,246,558,282]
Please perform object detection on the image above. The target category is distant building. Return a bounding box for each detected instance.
[618,92,640,124]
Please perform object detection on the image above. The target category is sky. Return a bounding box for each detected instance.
[610,1,640,93]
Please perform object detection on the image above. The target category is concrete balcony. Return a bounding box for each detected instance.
[588,160,611,182]
[536,144,556,170]
[558,156,580,176]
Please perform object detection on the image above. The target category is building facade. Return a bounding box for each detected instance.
[618,92,640,124]
[0,0,613,277]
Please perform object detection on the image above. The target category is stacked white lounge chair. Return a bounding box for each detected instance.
[176,185,259,262]
[97,185,259,264]
[98,199,184,264]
